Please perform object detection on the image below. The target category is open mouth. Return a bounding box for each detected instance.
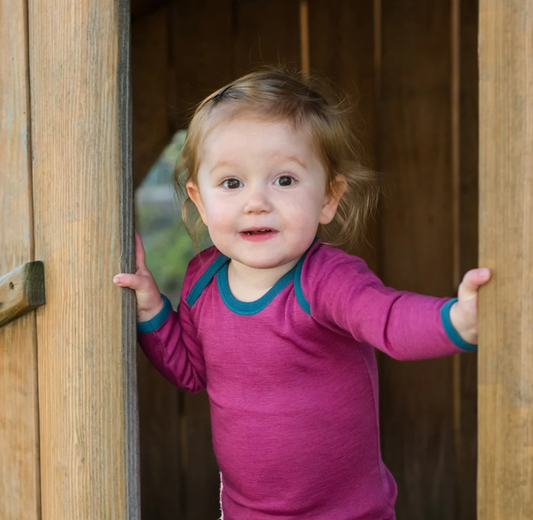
[242,228,274,236]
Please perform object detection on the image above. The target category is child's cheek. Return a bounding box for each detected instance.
[205,199,235,232]
[285,193,322,227]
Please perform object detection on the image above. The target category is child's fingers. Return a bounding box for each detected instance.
[135,230,147,271]
[458,268,491,301]
[113,272,150,291]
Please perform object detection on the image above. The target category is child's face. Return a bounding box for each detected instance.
[187,115,343,270]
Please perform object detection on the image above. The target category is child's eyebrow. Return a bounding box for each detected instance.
[273,154,307,169]
[210,160,236,173]
[211,155,307,172]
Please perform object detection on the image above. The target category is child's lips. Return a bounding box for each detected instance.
[239,228,279,241]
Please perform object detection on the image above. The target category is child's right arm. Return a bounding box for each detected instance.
[113,231,206,393]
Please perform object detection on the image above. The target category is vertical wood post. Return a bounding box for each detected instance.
[0,1,41,519]
[27,0,139,518]
[478,1,533,518]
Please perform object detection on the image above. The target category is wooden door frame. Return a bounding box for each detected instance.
[0,0,140,518]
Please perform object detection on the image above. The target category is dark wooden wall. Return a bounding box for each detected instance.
[131,1,479,519]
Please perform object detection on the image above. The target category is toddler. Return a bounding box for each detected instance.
[114,68,490,520]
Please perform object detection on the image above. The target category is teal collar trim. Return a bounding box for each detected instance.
[294,257,311,315]
[186,253,229,307]
[217,260,298,315]
[186,240,317,315]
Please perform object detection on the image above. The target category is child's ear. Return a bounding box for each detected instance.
[186,181,208,225]
[319,175,347,225]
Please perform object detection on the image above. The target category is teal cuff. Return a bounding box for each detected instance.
[137,294,172,334]
[440,298,477,351]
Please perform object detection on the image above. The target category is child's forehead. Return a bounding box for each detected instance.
[207,111,300,135]
[203,113,312,154]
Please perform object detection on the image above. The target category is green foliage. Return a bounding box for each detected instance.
[136,130,211,302]
[142,130,186,186]
[143,224,194,298]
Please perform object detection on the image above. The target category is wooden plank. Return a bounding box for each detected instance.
[233,0,301,76]
[478,1,533,518]
[182,392,221,520]
[170,0,234,131]
[300,0,309,76]
[455,0,479,518]
[0,262,45,329]
[0,0,41,517]
[137,350,182,519]
[132,5,171,189]
[131,0,168,21]
[308,0,377,269]
[28,0,139,518]
[377,1,456,518]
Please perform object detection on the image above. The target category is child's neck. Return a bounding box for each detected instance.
[227,257,300,302]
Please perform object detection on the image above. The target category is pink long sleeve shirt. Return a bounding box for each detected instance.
[137,240,475,520]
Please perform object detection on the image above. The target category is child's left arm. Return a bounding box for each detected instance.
[306,248,493,360]
[448,268,492,345]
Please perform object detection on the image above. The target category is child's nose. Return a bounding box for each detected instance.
[243,188,273,214]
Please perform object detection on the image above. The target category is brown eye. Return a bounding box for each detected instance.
[222,178,242,189]
[275,175,295,187]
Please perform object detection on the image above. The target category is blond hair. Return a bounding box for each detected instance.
[174,67,379,250]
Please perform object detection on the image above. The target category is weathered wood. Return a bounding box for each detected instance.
[0,262,45,329]
[28,0,139,518]
[478,1,533,519]
[308,0,377,269]
[377,1,456,518]
[0,0,41,517]
[118,2,141,517]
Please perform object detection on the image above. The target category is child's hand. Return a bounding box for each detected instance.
[449,268,492,345]
[113,230,164,322]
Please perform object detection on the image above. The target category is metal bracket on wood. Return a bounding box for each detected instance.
[0,261,45,329]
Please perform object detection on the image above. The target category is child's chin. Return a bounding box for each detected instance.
[242,255,298,271]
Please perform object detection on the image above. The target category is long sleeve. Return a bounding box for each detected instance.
[137,271,206,393]
[303,244,475,360]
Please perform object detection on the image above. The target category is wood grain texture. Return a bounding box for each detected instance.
[377,1,457,518]
[0,262,45,329]
[28,0,139,518]
[478,1,533,518]
[132,5,171,189]
[118,1,141,517]
[0,0,41,517]
[308,0,377,269]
